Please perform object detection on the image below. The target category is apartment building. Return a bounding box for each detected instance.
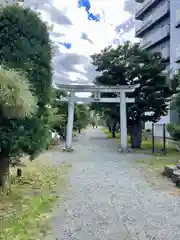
[135,0,180,124]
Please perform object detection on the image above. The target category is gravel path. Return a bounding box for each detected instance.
[46,128,180,240]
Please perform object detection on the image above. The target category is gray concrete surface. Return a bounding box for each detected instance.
[46,128,180,240]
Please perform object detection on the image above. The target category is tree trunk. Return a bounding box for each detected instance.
[131,122,142,148]
[112,131,116,138]
[0,154,10,193]
[63,127,66,140]
[107,123,111,132]
[17,168,22,177]
[111,123,116,138]
[78,128,81,134]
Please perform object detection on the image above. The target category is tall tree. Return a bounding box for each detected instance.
[91,41,174,147]
[0,4,52,190]
[74,104,89,133]
[0,67,37,191]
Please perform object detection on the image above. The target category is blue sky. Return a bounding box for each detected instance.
[25,0,136,85]
[60,0,101,49]
[78,0,100,22]
[59,42,72,49]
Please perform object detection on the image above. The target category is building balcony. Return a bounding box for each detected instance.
[135,0,161,20]
[160,45,170,60]
[140,24,170,50]
[142,43,170,61]
[175,21,180,28]
[135,1,169,38]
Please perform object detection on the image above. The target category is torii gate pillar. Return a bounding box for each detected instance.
[65,92,75,150]
[120,91,128,150]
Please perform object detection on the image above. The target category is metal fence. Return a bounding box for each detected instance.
[144,123,171,154]
[144,122,180,154]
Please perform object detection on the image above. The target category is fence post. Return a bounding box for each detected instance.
[152,123,155,153]
[163,123,166,155]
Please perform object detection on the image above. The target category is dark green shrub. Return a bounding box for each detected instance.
[167,124,180,141]
[0,4,52,190]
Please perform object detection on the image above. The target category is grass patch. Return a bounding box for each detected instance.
[101,127,113,138]
[101,127,120,141]
[136,156,179,170]
[101,127,178,155]
[135,139,179,156]
[0,154,71,240]
[101,127,131,144]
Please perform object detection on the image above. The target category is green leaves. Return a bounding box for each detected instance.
[167,123,180,141]
[74,104,89,130]
[0,4,52,105]
[0,66,37,118]
[91,41,174,126]
[0,4,52,159]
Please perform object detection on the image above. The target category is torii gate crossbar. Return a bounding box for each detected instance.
[57,84,139,151]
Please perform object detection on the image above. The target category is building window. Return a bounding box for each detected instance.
[175,8,180,28]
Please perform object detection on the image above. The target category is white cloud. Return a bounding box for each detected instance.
[24,0,136,86]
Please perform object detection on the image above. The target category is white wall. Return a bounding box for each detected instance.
[145,121,170,138]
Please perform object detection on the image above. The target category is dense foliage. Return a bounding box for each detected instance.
[167,124,180,141]
[74,104,90,132]
[0,4,52,190]
[0,66,37,118]
[51,88,90,136]
[50,88,68,139]
[166,72,180,141]
[91,41,175,147]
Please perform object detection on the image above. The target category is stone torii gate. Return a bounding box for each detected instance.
[58,84,139,151]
